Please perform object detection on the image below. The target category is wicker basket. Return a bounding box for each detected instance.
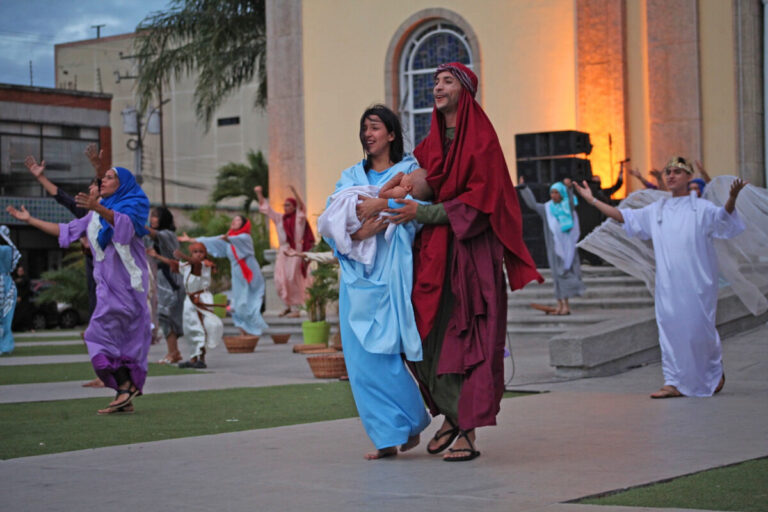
[222,335,259,353]
[271,333,291,344]
[293,343,329,354]
[307,353,347,379]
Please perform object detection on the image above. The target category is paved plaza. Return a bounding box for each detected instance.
[1,323,766,512]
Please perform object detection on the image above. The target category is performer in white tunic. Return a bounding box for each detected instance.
[148,242,223,369]
[178,244,223,368]
[573,157,747,398]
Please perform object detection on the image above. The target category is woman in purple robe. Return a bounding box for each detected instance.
[6,167,152,415]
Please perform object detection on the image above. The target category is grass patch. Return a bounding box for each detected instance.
[0,384,536,460]
[0,383,358,459]
[577,457,768,512]
[13,334,84,342]
[0,362,199,386]
[8,344,87,357]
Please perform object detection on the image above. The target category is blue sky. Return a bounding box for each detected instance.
[0,0,170,88]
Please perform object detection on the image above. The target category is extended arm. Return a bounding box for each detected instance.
[84,143,107,180]
[573,181,624,222]
[5,205,60,237]
[24,156,58,197]
[289,185,305,211]
[725,179,747,214]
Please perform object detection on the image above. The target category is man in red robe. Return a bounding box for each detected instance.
[387,62,542,461]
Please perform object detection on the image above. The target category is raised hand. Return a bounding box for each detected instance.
[628,168,642,179]
[24,156,45,177]
[729,178,747,200]
[177,232,193,243]
[573,181,595,203]
[6,205,31,222]
[146,247,159,259]
[253,185,263,195]
[84,143,103,169]
[75,187,100,211]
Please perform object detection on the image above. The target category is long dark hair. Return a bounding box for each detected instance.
[359,104,404,171]
[152,206,176,231]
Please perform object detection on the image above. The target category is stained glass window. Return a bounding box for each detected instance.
[399,21,474,150]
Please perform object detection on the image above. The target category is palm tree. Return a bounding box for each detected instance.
[211,149,268,216]
[134,0,266,129]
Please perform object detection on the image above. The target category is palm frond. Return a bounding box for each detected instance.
[134,0,266,129]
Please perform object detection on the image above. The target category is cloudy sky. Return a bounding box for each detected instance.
[0,0,170,88]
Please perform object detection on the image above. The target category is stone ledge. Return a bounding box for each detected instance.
[550,287,768,378]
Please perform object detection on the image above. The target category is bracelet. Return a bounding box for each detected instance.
[591,197,597,205]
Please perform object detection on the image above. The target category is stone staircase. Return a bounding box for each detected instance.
[507,265,653,337]
[226,265,653,341]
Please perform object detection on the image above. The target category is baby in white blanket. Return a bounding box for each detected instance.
[318,169,432,269]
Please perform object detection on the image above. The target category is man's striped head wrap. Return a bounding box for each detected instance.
[434,62,478,98]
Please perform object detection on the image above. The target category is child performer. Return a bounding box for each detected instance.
[148,242,223,369]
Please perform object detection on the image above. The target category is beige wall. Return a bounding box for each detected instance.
[300,0,577,223]
[698,0,738,177]
[56,34,269,207]
[624,0,738,192]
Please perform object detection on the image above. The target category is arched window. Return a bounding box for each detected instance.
[399,20,474,150]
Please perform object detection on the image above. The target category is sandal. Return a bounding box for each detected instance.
[110,386,140,409]
[650,385,683,399]
[427,418,459,455]
[444,430,481,462]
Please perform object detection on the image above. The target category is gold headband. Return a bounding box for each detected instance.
[664,158,693,174]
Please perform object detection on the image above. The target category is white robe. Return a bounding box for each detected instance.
[619,196,745,396]
[180,262,223,359]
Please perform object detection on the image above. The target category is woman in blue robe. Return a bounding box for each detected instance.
[319,105,430,460]
[0,226,20,355]
[180,216,268,336]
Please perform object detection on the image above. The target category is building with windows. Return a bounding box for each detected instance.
[0,84,112,276]
[266,0,764,230]
[54,32,269,207]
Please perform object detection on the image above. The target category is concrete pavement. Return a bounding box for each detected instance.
[1,324,766,512]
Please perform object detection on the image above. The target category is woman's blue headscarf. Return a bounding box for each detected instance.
[548,182,577,232]
[97,167,150,249]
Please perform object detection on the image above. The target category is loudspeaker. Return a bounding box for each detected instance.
[516,158,592,185]
[515,130,592,158]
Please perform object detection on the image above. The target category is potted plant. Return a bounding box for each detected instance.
[301,241,338,345]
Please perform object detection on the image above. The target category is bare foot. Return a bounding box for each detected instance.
[650,385,682,399]
[400,434,420,452]
[364,447,397,460]
[82,378,105,388]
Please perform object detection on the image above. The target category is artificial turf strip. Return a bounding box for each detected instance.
[0,383,358,459]
[13,335,84,342]
[9,344,88,357]
[578,456,768,512]
[0,362,200,386]
[0,386,532,459]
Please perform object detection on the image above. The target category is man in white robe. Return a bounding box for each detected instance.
[574,157,747,398]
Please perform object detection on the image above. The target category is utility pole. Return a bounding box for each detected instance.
[92,24,106,39]
[158,86,167,206]
[29,61,33,86]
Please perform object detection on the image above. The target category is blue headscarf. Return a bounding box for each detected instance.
[689,178,706,196]
[97,167,150,249]
[548,182,577,232]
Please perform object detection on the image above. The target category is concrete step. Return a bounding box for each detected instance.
[508,296,654,311]
[510,285,651,301]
